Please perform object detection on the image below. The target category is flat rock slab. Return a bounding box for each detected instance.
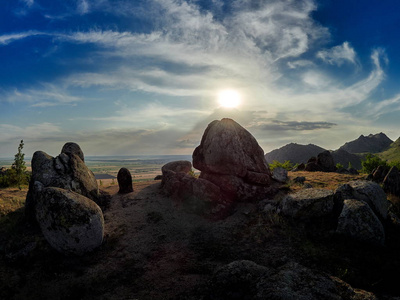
[280,188,334,219]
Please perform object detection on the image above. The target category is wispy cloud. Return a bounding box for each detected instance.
[1,84,81,107]
[0,31,42,46]
[316,42,357,66]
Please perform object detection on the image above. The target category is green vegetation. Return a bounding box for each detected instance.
[379,137,400,162]
[0,140,30,188]
[269,160,295,171]
[361,153,400,174]
[336,163,344,169]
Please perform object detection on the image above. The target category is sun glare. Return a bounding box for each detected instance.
[218,90,241,108]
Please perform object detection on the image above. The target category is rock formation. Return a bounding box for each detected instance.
[25,142,106,255]
[208,260,377,299]
[117,167,134,194]
[160,119,277,219]
[193,118,273,202]
[26,143,101,222]
[305,151,336,172]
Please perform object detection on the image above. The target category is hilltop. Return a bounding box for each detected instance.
[265,143,325,164]
[379,137,400,162]
[339,133,393,154]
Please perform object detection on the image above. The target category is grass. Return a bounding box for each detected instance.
[288,171,366,191]
[0,186,27,217]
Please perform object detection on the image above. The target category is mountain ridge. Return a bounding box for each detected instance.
[265,132,396,169]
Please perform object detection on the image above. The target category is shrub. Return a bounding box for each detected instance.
[269,160,294,172]
[361,154,388,174]
[336,163,344,169]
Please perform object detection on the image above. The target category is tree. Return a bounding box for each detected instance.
[12,140,26,190]
[361,153,387,174]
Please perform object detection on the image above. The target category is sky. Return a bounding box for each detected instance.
[1,0,400,158]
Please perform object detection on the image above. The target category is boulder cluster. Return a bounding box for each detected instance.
[368,165,400,197]
[278,180,388,245]
[294,150,358,174]
[161,118,277,218]
[26,143,106,255]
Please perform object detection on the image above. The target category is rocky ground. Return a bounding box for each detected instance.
[1,173,400,299]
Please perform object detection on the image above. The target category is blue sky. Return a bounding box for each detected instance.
[1,0,400,157]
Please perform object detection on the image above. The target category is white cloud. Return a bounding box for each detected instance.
[77,0,90,15]
[0,31,42,45]
[1,84,81,106]
[316,42,357,66]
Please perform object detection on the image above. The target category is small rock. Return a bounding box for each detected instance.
[272,167,288,183]
[293,176,306,184]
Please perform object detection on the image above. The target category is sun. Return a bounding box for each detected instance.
[218,90,241,108]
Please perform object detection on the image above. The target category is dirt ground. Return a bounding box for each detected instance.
[1,174,400,299]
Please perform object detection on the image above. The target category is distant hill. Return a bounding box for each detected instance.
[265,143,326,164]
[331,149,363,170]
[379,137,400,162]
[339,133,393,154]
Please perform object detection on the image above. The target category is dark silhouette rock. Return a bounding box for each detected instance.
[61,142,85,162]
[35,186,104,255]
[316,150,336,172]
[293,176,306,184]
[305,151,336,172]
[383,166,400,197]
[369,165,390,183]
[193,119,271,177]
[293,163,305,171]
[154,175,163,180]
[117,167,133,194]
[193,118,273,202]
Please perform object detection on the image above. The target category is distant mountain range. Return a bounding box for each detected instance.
[338,133,393,154]
[265,133,397,170]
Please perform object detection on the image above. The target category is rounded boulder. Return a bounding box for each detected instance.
[36,187,104,256]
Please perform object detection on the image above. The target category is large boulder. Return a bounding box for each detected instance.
[347,180,388,220]
[117,167,134,194]
[280,189,334,220]
[25,143,100,222]
[35,186,104,255]
[337,199,385,246]
[193,118,273,201]
[193,118,271,178]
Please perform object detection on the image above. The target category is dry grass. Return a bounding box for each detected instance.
[0,187,27,217]
[288,171,367,192]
